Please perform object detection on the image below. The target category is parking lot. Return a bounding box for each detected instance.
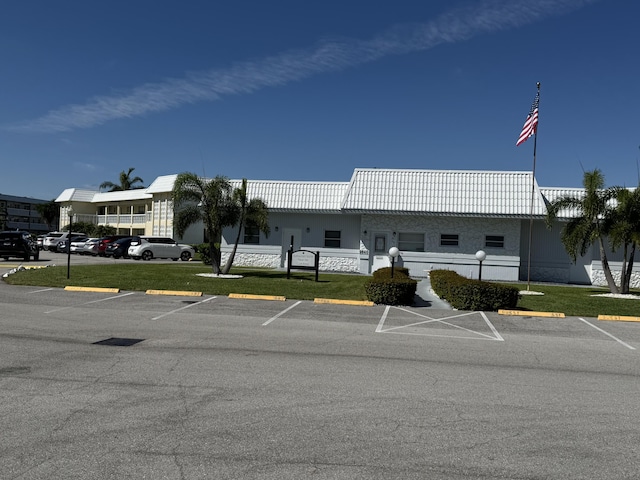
[2,255,640,479]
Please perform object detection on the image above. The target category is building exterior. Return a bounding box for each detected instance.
[0,193,56,233]
[55,168,640,287]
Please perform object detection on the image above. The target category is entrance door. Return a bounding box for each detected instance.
[281,228,302,268]
[370,232,390,273]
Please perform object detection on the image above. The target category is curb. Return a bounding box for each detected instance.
[314,298,374,306]
[598,315,640,323]
[65,286,120,293]
[498,309,565,318]
[146,289,203,297]
[229,293,286,301]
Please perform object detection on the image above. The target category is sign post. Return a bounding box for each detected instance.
[286,236,320,282]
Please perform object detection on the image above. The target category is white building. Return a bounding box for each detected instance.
[55,168,639,286]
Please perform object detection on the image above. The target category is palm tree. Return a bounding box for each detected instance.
[100,167,145,192]
[604,187,640,293]
[546,169,619,293]
[221,178,270,274]
[34,200,59,231]
[172,173,238,274]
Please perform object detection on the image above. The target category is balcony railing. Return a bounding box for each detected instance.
[75,213,150,225]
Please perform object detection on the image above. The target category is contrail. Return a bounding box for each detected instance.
[5,0,598,134]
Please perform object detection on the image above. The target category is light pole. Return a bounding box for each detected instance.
[67,206,74,279]
[475,250,486,281]
[389,247,400,278]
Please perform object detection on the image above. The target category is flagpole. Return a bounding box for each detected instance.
[526,82,541,291]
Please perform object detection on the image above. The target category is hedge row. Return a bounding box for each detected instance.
[365,267,417,306]
[429,269,519,311]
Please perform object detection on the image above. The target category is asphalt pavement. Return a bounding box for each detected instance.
[1,259,640,479]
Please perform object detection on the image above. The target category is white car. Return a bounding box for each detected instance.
[43,231,86,251]
[128,236,194,261]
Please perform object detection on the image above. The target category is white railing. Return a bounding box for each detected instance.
[82,214,150,226]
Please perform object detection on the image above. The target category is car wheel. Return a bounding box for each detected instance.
[141,250,153,261]
[180,251,191,261]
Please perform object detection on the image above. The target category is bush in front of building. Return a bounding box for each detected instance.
[429,269,519,311]
[365,267,417,306]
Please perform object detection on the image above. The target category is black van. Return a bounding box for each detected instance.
[0,231,40,261]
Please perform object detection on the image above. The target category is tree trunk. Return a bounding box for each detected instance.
[599,237,619,294]
[222,224,242,274]
[620,243,629,294]
[623,242,636,294]
[222,211,245,275]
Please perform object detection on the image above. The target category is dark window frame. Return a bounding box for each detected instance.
[485,235,505,248]
[440,234,459,247]
[324,230,341,248]
[398,232,425,252]
[243,224,260,244]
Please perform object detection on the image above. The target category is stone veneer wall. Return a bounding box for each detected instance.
[220,252,281,269]
[591,268,640,289]
[219,252,360,273]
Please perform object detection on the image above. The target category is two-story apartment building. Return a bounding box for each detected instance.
[0,193,56,233]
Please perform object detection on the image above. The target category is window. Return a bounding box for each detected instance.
[243,224,260,244]
[440,234,459,246]
[134,205,146,214]
[485,235,504,248]
[107,205,117,214]
[324,230,341,248]
[398,232,424,252]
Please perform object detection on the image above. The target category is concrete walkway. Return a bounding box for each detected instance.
[415,277,452,309]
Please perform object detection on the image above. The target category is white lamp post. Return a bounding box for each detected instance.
[389,246,400,278]
[475,250,486,281]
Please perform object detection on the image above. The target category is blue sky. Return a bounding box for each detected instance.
[2,0,639,200]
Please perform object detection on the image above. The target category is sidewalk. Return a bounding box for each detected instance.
[415,277,452,309]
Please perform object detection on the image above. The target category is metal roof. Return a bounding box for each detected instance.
[55,188,99,203]
[341,168,548,217]
[230,180,349,212]
[91,189,152,203]
[146,174,178,194]
[54,169,599,218]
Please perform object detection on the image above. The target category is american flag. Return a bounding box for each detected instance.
[516,91,539,146]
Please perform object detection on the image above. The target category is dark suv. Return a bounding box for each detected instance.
[0,231,40,261]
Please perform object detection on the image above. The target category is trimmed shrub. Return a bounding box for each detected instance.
[365,268,417,306]
[429,269,519,311]
[372,266,410,279]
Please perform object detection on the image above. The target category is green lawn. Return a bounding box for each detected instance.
[3,263,372,301]
[500,282,640,318]
[4,263,640,318]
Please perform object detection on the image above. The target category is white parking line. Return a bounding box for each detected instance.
[377,307,504,341]
[262,301,302,326]
[151,296,217,320]
[45,292,136,313]
[578,317,636,350]
[29,288,54,293]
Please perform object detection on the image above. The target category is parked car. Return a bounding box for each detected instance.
[0,231,40,261]
[70,236,90,254]
[56,235,88,253]
[43,231,86,251]
[104,237,134,259]
[128,236,195,261]
[81,238,101,256]
[36,234,46,250]
[97,235,130,257]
